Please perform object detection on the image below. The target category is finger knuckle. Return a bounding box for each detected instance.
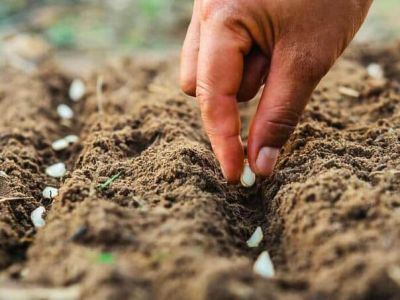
[201,0,224,22]
[264,105,300,132]
[196,79,213,104]
[201,0,238,23]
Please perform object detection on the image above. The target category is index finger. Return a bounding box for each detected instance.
[196,14,252,182]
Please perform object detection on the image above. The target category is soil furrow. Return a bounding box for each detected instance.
[1,45,400,300]
[0,66,82,271]
[261,56,400,299]
[16,60,269,300]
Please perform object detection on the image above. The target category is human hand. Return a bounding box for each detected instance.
[180,0,372,182]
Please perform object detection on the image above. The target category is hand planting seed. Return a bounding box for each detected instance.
[98,172,123,191]
[241,160,256,187]
[31,206,46,228]
[69,79,86,102]
[253,251,275,278]
[42,186,58,199]
[46,163,66,178]
[57,104,74,119]
[246,226,263,248]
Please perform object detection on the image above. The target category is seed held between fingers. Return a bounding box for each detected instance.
[241,160,256,187]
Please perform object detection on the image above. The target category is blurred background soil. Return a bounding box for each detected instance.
[0,0,399,73]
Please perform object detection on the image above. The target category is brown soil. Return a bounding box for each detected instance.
[1,42,400,300]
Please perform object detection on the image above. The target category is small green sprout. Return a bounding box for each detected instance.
[97,252,115,265]
[97,172,123,192]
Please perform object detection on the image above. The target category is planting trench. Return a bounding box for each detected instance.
[1,43,400,300]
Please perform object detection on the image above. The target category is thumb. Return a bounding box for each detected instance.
[248,48,329,176]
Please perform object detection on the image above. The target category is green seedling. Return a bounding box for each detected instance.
[97,252,115,265]
[97,172,123,192]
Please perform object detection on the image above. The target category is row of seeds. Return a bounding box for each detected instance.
[31,79,86,228]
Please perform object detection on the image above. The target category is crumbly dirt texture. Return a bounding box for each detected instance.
[1,42,400,300]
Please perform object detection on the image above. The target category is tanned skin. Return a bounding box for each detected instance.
[181,0,373,182]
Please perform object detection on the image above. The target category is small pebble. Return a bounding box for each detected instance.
[367,63,384,80]
[246,226,263,248]
[253,251,275,278]
[69,79,86,102]
[46,163,66,178]
[0,171,8,178]
[338,86,360,98]
[30,206,46,228]
[51,138,69,151]
[57,104,74,119]
[241,161,256,187]
[42,186,58,199]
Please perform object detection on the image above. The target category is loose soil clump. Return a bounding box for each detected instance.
[0,43,400,300]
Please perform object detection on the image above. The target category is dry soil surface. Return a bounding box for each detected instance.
[1,42,400,300]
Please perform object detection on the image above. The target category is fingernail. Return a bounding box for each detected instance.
[256,147,280,176]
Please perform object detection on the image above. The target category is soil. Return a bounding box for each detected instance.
[0,42,400,300]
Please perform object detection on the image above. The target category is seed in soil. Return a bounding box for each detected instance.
[98,172,123,191]
[241,161,256,187]
[0,171,8,178]
[42,186,58,199]
[31,206,46,229]
[51,138,69,151]
[57,104,74,119]
[338,86,360,98]
[253,251,275,278]
[46,162,66,178]
[51,135,79,151]
[367,63,384,80]
[69,79,86,102]
[64,135,79,143]
[246,226,263,248]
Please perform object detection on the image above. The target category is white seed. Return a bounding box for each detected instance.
[64,135,79,144]
[367,63,384,80]
[338,86,360,98]
[51,135,79,151]
[42,186,58,199]
[30,206,46,228]
[46,163,66,178]
[253,251,275,278]
[0,171,8,178]
[246,226,263,248]
[51,138,69,151]
[69,79,86,102]
[241,162,256,187]
[57,104,74,119]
